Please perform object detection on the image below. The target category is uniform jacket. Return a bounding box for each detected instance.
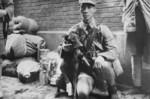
[62,18,123,76]
[0,0,14,22]
[0,0,14,39]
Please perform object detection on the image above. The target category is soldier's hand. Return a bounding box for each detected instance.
[93,56,106,68]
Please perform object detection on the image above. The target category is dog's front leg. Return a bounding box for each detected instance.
[73,73,77,99]
[55,87,60,98]
[73,62,79,99]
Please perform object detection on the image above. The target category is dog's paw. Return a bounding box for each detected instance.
[55,92,60,98]
[73,96,77,99]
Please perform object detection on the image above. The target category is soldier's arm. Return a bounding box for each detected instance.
[97,25,119,61]
[1,0,14,20]
[0,9,7,17]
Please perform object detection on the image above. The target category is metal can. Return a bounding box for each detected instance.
[39,49,50,60]
[39,70,48,85]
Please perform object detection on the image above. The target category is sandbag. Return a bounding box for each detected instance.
[28,18,39,34]
[13,16,30,32]
[5,34,26,58]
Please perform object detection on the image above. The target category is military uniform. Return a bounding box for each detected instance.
[0,0,14,22]
[64,18,121,77]
[57,0,122,99]
[0,1,14,97]
[0,0,14,55]
[58,18,122,98]
[68,18,118,61]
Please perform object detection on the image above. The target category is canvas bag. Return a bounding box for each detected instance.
[5,33,45,59]
[12,16,39,35]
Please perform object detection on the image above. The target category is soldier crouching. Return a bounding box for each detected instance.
[55,0,123,99]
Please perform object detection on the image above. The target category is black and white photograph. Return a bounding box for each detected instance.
[0,0,150,99]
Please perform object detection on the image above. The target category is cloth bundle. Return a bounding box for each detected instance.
[123,0,150,33]
[5,33,45,59]
[12,16,39,34]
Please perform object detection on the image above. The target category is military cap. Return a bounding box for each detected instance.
[79,0,97,5]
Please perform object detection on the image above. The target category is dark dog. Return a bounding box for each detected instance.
[55,33,98,99]
[55,34,83,99]
[55,51,77,98]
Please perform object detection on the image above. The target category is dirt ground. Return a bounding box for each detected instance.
[0,76,150,99]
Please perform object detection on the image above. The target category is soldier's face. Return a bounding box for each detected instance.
[80,3,96,21]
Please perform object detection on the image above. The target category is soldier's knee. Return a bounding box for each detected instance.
[77,85,90,95]
[77,78,93,97]
[78,92,89,99]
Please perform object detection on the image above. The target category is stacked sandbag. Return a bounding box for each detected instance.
[5,16,46,59]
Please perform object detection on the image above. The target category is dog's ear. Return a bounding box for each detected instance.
[62,35,72,43]
[64,35,69,41]
[62,35,69,39]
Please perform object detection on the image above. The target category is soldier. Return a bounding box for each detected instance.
[0,0,14,59]
[57,0,123,99]
[0,0,14,97]
[0,0,14,54]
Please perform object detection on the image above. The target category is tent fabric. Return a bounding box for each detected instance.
[139,0,150,33]
[122,0,137,32]
[122,0,150,33]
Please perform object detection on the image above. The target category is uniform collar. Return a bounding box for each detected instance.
[80,18,97,29]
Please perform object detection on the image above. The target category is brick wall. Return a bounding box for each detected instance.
[14,0,123,31]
